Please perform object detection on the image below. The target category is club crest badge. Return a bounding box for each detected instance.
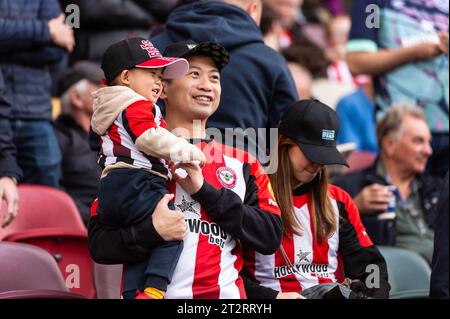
[216,167,237,189]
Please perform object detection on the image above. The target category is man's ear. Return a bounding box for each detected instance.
[382,136,397,157]
[119,69,131,85]
[160,81,169,100]
[246,1,262,26]
[69,88,83,110]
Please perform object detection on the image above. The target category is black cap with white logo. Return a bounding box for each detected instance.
[163,40,230,71]
[279,99,349,167]
[101,37,189,85]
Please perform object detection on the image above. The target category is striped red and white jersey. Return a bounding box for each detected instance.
[98,99,170,177]
[244,184,373,293]
[162,140,280,299]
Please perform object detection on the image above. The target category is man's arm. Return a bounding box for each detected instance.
[175,161,283,255]
[0,72,21,228]
[0,72,22,182]
[347,45,443,76]
[88,194,185,264]
[346,0,443,76]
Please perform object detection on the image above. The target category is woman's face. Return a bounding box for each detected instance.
[288,144,322,185]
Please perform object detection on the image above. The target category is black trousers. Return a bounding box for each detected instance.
[97,168,183,297]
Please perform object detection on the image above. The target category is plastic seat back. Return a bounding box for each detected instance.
[378,246,431,299]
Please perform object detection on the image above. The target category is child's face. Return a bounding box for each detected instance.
[127,68,163,103]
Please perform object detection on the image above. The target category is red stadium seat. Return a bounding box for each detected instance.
[0,242,84,299]
[0,185,95,298]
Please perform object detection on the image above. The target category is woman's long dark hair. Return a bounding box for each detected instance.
[270,135,336,243]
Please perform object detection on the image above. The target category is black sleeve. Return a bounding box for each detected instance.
[62,0,154,28]
[0,72,22,180]
[241,273,279,299]
[430,172,449,298]
[87,214,164,264]
[337,200,390,299]
[192,179,283,255]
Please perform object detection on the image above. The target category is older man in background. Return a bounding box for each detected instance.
[334,104,441,263]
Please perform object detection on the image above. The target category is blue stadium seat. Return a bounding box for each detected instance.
[377,246,431,299]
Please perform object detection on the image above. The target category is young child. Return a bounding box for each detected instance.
[90,37,205,299]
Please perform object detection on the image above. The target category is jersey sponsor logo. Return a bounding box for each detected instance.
[216,167,237,189]
[274,263,331,279]
[296,249,311,263]
[176,195,200,216]
[274,249,331,279]
[186,218,228,249]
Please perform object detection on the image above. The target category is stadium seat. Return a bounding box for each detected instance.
[0,185,95,298]
[377,246,432,299]
[0,242,84,299]
[342,151,377,174]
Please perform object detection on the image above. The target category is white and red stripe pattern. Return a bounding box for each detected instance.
[165,142,247,299]
[164,141,280,299]
[99,100,170,177]
[244,185,373,293]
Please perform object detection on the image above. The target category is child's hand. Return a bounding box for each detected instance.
[189,147,206,167]
[172,162,204,195]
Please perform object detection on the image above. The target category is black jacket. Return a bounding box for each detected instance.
[54,114,101,225]
[333,159,440,229]
[333,159,441,245]
[430,172,449,298]
[0,0,65,120]
[59,0,176,64]
[0,70,22,180]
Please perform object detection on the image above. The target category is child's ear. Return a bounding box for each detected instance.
[119,69,131,85]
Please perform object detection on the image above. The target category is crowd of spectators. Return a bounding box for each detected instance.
[0,0,448,299]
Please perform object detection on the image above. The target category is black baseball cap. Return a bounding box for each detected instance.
[101,37,189,85]
[163,40,230,71]
[279,99,349,167]
[57,61,104,96]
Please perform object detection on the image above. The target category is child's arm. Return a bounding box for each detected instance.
[135,127,205,165]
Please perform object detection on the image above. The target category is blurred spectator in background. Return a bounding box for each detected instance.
[260,2,284,52]
[283,37,328,78]
[54,61,103,225]
[287,62,313,99]
[283,35,355,110]
[347,0,449,177]
[336,88,378,154]
[265,0,304,48]
[59,0,178,64]
[152,0,298,163]
[323,0,345,16]
[0,72,20,228]
[334,104,441,263]
[0,0,74,187]
[325,15,372,94]
[430,172,449,299]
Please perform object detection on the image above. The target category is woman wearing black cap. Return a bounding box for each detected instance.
[242,99,390,299]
